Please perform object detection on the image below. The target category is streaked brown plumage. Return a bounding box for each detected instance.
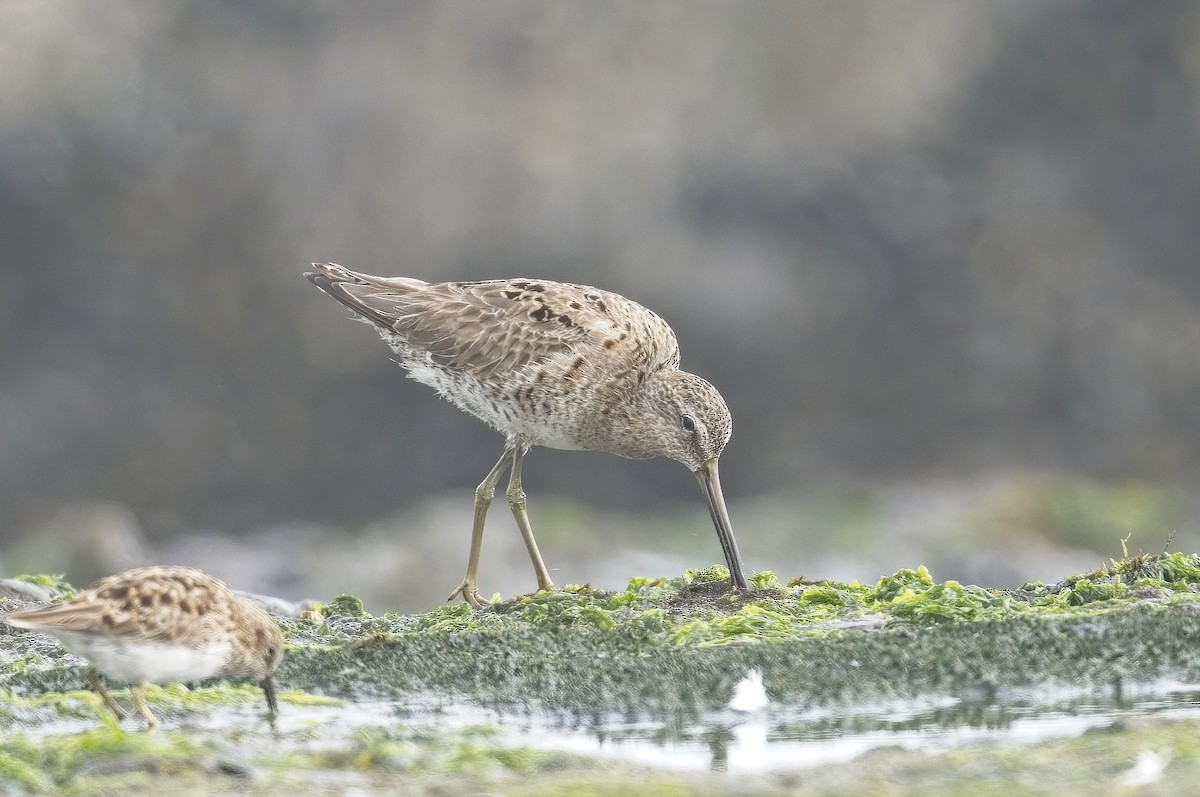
[306,263,748,606]
[2,566,284,729]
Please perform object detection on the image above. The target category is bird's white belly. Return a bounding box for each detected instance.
[53,630,232,684]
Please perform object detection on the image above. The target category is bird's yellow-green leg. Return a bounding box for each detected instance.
[448,447,513,607]
[505,444,554,592]
[85,669,127,721]
[131,684,159,731]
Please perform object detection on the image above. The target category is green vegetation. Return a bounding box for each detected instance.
[1,708,1199,796]
[5,554,1200,794]
[4,574,73,594]
[273,553,1200,712]
[8,554,1200,712]
[0,720,618,796]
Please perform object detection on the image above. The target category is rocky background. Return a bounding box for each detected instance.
[2,1,1199,610]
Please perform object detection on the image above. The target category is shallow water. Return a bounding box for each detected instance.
[15,678,1200,774]
[275,677,1200,772]
[467,680,1200,771]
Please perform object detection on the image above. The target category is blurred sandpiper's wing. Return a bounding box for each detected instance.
[3,566,226,646]
[4,600,109,633]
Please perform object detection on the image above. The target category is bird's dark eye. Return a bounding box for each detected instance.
[681,414,697,432]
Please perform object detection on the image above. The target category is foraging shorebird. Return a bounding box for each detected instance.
[306,263,749,607]
[2,566,284,729]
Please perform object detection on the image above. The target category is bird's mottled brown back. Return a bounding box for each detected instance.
[307,264,739,460]
[335,275,681,388]
[309,266,694,448]
[6,566,235,648]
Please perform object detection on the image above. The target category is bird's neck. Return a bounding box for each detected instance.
[587,375,673,460]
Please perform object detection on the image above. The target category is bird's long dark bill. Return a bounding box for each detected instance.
[694,459,749,590]
[261,676,279,715]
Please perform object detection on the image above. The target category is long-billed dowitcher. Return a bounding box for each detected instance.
[306,263,749,607]
[2,566,284,729]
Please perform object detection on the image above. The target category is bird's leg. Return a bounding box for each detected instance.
[84,669,126,721]
[447,446,513,607]
[505,444,555,593]
[131,683,159,731]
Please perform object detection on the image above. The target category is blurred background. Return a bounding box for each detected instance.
[2,1,1199,611]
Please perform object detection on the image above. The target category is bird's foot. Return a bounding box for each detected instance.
[447,579,488,608]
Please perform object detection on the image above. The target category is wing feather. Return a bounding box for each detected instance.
[309,266,682,387]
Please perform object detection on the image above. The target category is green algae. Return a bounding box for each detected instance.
[291,553,1200,657]
[0,680,288,734]
[765,715,1200,797]
[306,724,576,776]
[0,717,623,796]
[283,598,1200,712]
[6,555,1200,794]
[321,594,367,618]
[6,574,72,594]
[245,554,1200,716]
[4,714,1200,797]
[1148,550,1200,585]
[9,555,1200,715]
[0,723,218,793]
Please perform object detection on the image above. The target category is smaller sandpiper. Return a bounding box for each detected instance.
[2,566,284,729]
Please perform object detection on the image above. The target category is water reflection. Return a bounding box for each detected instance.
[481,678,1200,772]
[11,678,1200,774]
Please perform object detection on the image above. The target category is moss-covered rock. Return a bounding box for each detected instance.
[5,555,1200,795]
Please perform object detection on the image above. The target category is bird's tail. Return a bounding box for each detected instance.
[305,263,426,328]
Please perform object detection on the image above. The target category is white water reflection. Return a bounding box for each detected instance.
[10,678,1200,774]
[282,677,1200,773]
[424,676,1200,772]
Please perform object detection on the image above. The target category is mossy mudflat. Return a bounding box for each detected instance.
[259,554,1200,714]
[5,555,1200,712]
[4,554,1200,795]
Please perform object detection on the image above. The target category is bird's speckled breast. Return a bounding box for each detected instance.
[398,345,592,450]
